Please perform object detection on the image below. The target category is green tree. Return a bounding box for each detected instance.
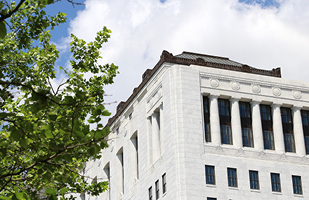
[0,0,118,199]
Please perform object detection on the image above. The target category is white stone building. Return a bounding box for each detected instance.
[81,50,309,200]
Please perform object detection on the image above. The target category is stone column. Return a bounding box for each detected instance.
[152,111,160,162]
[292,106,306,156]
[251,101,264,150]
[230,98,242,148]
[209,95,221,145]
[271,104,285,153]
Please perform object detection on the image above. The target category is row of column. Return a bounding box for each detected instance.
[208,95,307,156]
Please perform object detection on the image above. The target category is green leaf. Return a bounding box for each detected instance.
[60,187,69,195]
[48,113,57,121]
[15,193,25,200]
[47,0,54,4]
[0,196,10,200]
[10,128,21,141]
[45,129,53,138]
[20,139,28,148]
[45,188,56,196]
[0,21,6,39]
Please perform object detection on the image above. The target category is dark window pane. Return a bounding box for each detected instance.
[203,96,211,142]
[249,171,259,190]
[271,173,281,192]
[205,165,215,185]
[227,168,237,187]
[162,173,166,194]
[149,187,152,200]
[155,180,159,199]
[292,176,302,195]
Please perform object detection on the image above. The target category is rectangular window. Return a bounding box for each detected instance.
[281,108,295,152]
[227,168,237,187]
[149,187,153,200]
[292,175,302,195]
[131,134,139,180]
[162,173,167,194]
[218,99,232,145]
[239,102,253,147]
[155,180,159,199]
[249,170,259,190]
[205,165,215,185]
[203,96,211,142]
[207,198,217,200]
[301,110,309,155]
[260,105,275,150]
[271,173,281,192]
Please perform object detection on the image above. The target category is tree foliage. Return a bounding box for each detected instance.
[0,0,118,199]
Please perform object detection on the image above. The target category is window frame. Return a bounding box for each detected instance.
[227,168,238,187]
[218,99,233,145]
[271,173,281,192]
[203,96,211,142]
[155,180,159,199]
[205,165,215,185]
[292,175,302,195]
[301,110,309,155]
[281,107,295,153]
[260,105,275,150]
[149,186,153,200]
[249,170,259,190]
[162,173,167,194]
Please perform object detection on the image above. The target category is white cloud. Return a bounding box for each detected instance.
[67,0,309,125]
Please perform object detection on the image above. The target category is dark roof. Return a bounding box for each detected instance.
[106,50,281,128]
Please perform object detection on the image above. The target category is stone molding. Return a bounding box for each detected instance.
[200,73,309,102]
[204,145,309,166]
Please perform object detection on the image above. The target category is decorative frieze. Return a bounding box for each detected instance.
[204,145,309,166]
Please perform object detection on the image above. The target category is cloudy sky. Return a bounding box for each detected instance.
[51,0,309,125]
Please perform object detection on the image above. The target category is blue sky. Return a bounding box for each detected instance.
[44,0,309,125]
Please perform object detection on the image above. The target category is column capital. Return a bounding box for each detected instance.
[250,100,261,105]
[291,106,302,111]
[208,94,219,100]
[271,103,282,108]
[230,97,240,102]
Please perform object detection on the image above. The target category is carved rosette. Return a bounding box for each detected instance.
[231,81,240,91]
[210,78,219,88]
[293,90,302,99]
[272,87,281,96]
[252,84,261,94]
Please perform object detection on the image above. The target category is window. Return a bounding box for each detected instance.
[239,102,253,147]
[203,96,211,142]
[260,105,274,150]
[301,110,309,155]
[155,180,159,199]
[131,133,139,180]
[205,165,215,185]
[249,171,259,190]
[207,198,217,200]
[149,187,153,200]
[271,173,281,192]
[218,99,232,145]
[162,173,167,194]
[292,175,302,195]
[116,149,124,194]
[281,108,295,152]
[227,168,237,187]
[103,163,110,199]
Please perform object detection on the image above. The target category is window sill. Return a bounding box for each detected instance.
[294,194,304,198]
[272,191,282,195]
[206,184,216,188]
[228,187,238,190]
[250,189,260,193]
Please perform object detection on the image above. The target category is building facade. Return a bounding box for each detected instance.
[80,50,309,200]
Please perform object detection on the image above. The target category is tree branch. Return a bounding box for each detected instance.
[0,0,26,21]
